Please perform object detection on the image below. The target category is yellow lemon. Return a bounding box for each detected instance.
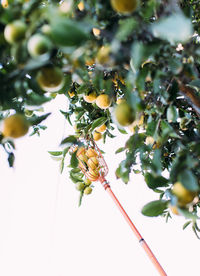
[87,157,99,170]
[110,0,138,14]
[93,131,102,141]
[84,186,93,195]
[2,114,29,138]
[172,182,197,206]
[88,168,99,181]
[83,91,97,103]
[114,102,135,126]
[86,148,98,158]
[96,94,111,109]
[96,124,107,133]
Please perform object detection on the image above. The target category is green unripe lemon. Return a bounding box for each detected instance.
[114,102,135,126]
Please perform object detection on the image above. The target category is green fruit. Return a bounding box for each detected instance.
[84,179,92,186]
[4,20,26,44]
[84,186,93,195]
[114,102,135,126]
[27,33,52,58]
[76,182,85,191]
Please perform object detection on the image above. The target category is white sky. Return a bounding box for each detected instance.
[0,95,199,276]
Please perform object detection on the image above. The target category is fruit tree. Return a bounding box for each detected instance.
[0,0,200,236]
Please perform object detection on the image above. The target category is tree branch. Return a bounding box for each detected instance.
[177,80,200,116]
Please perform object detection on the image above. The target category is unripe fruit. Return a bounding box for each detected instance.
[114,102,135,126]
[76,182,85,191]
[110,0,138,14]
[4,20,26,44]
[83,92,97,103]
[96,124,106,133]
[86,148,98,158]
[96,94,111,109]
[84,186,93,195]
[93,131,102,141]
[172,182,196,206]
[36,67,64,92]
[2,114,29,138]
[84,178,92,186]
[27,33,52,58]
[87,157,99,170]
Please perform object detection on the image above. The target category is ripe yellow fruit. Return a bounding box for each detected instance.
[110,0,138,14]
[27,33,52,58]
[4,20,26,44]
[92,28,100,37]
[96,94,111,109]
[78,1,84,11]
[84,186,93,195]
[116,98,125,105]
[76,147,88,163]
[83,92,97,103]
[114,102,135,126]
[36,67,64,92]
[88,168,99,181]
[145,136,155,145]
[2,114,29,138]
[96,124,107,133]
[1,0,8,8]
[96,46,110,64]
[86,148,98,158]
[172,182,196,206]
[87,157,99,170]
[93,131,102,141]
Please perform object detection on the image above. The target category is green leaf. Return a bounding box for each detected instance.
[50,17,89,47]
[151,12,193,44]
[91,117,107,132]
[60,136,77,146]
[60,158,65,174]
[145,173,168,189]
[142,200,168,217]
[152,149,162,173]
[70,151,79,168]
[146,121,157,136]
[26,92,51,106]
[116,18,138,42]
[178,170,199,192]
[115,147,125,154]
[28,113,51,126]
[183,221,192,230]
[48,151,63,156]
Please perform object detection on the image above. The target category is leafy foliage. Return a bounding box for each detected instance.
[0,0,200,235]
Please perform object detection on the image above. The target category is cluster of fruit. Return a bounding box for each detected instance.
[76,146,101,182]
[75,178,93,195]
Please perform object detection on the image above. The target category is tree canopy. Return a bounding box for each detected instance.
[0,0,200,236]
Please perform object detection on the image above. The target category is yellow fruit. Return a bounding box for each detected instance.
[96,124,106,133]
[172,182,196,206]
[92,28,100,37]
[86,148,98,158]
[78,1,84,11]
[114,102,135,126]
[145,136,155,145]
[84,186,93,195]
[83,91,97,103]
[36,66,64,92]
[87,157,99,170]
[88,168,99,181]
[76,182,85,191]
[96,46,110,64]
[76,147,88,163]
[2,114,29,138]
[84,178,92,186]
[96,94,111,109]
[27,33,52,58]
[116,98,125,105]
[4,20,26,44]
[68,90,75,98]
[93,131,102,141]
[1,0,8,8]
[110,0,138,14]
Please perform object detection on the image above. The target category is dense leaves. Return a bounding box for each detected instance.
[0,0,200,235]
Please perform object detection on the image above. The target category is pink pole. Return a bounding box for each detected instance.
[100,179,167,276]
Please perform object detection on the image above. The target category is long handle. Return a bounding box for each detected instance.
[100,180,167,276]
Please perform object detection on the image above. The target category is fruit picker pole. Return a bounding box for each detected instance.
[98,175,167,276]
